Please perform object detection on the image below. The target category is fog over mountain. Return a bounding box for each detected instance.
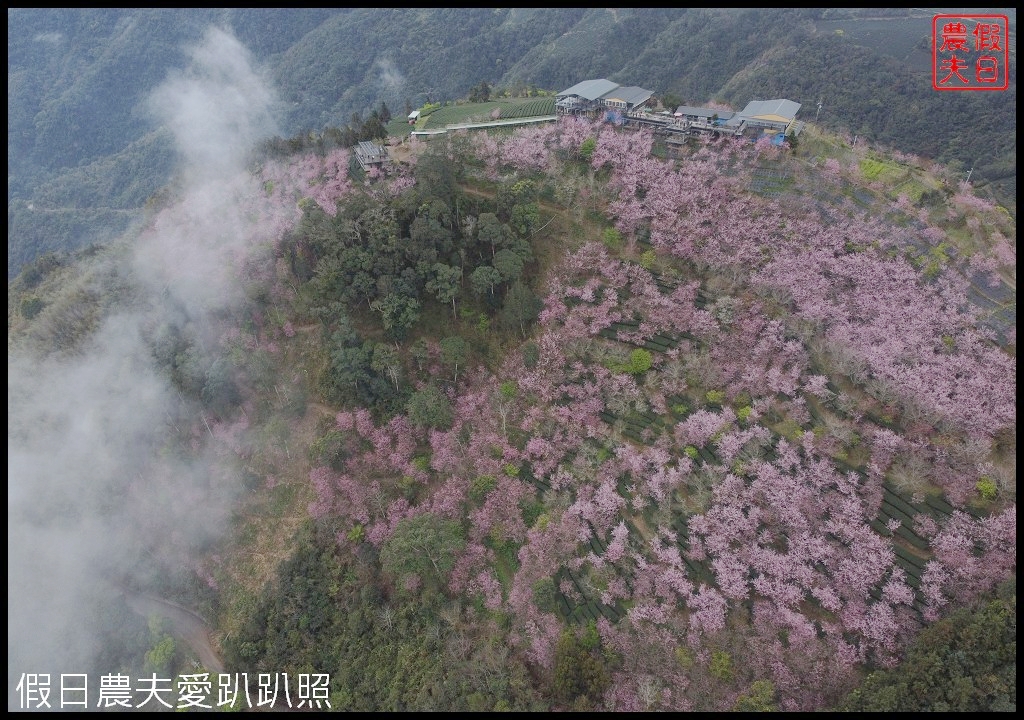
[8,26,279,706]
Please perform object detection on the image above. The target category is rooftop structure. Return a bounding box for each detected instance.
[601,85,654,110]
[674,106,735,122]
[355,140,390,172]
[557,78,620,101]
[557,79,655,116]
[726,99,802,134]
[737,99,801,123]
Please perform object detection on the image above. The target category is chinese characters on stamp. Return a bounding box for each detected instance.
[933,14,1009,91]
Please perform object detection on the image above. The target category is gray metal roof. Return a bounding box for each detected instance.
[737,99,801,120]
[674,106,734,120]
[557,78,619,101]
[602,85,653,106]
[675,105,715,118]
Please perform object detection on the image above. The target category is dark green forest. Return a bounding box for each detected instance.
[223,521,548,711]
[837,579,1016,712]
[7,8,1017,277]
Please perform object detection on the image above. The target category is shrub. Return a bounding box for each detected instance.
[579,137,596,162]
[579,620,600,651]
[625,348,653,375]
[347,524,365,543]
[553,630,609,708]
[532,577,558,613]
[476,313,491,333]
[407,385,454,430]
[734,680,778,712]
[709,650,734,681]
[976,477,998,501]
[523,342,540,369]
[470,475,497,503]
[602,228,623,250]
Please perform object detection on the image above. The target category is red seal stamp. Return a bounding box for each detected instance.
[933,14,1009,91]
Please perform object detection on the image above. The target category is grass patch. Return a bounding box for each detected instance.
[859,155,904,183]
[385,118,414,137]
[487,537,522,592]
[269,482,299,515]
[420,98,555,129]
[891,176,930,203]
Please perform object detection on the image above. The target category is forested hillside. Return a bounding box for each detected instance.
[7,13,1017,712]
[9,59,1015,708]
[7,8,1016,277]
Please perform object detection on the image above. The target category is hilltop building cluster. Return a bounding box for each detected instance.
[393,78,804,164]
[555,78,803,141]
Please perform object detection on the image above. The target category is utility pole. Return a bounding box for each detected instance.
[965,165,974,183]
[815,98,823,122]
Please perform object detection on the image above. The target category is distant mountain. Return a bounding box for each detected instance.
[7,8,1016,277]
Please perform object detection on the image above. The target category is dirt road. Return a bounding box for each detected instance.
[121,588,225,674]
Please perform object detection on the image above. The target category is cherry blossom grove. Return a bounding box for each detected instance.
[292,115,1013,709]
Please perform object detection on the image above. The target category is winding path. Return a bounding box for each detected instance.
[120,587,225,674]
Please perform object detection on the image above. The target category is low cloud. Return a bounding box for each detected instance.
[147,26,279,185]
[9,25,280,709]
[375,56,406,92]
